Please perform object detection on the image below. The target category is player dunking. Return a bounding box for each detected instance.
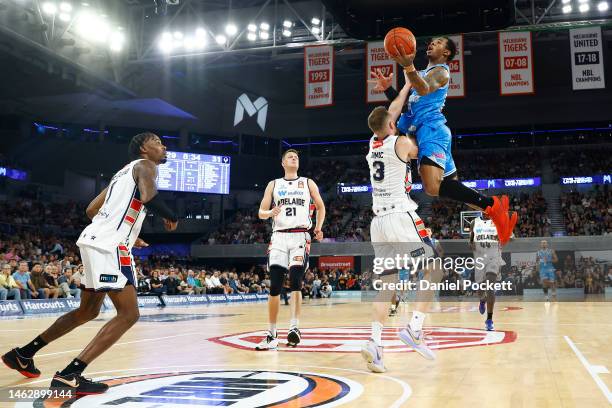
[361,81,442,373]
[2,133,178,394]
[537,240,558,301]
[255,149,326,350]
[470,213,505,331]
[377,37,518,244]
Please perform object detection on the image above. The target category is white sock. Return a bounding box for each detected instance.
[409,311,426,332]
[269,324,277,338]
[390,304,396,311]
[372,321,383,346]
[290,318,299,329]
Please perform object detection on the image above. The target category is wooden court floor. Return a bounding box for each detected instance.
[1,298,611,407]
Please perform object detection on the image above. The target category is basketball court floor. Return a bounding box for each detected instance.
[1,298,611,407]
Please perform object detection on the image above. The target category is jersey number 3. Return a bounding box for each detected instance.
[372,161,385,181]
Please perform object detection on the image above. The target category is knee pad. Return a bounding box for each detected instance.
[289,266,305,292]
[269,265,287,296]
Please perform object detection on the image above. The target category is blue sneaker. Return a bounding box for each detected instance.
[479,300,486,315]
[485,319,494,331]
[361,339,386,373]
[399,326,436,360]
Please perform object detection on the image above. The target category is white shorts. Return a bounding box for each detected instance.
[79,244,136,291]
[370,211,435,266]
[268,231,311,270]
[474,257,504,283]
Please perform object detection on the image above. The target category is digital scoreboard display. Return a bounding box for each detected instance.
[157,151,231,194]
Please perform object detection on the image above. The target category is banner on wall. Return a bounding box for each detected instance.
[304,45,334,108]
[570,27,606,90]
[447,34,465,98]
[319,256,355,271]
[499,31,534,95]
[366,41,398,103]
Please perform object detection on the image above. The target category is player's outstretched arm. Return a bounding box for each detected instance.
[134,160,178,230]
[258,181,280,220]
[85,187,109,220]
[392,44,449,96]
[308,179,326,241]
[388,81,411,124]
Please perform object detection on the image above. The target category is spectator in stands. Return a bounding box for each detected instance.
[312,274,322,298]
[219,272,234,295]
[13,262,38,299]
[58,267,81,299]
[187,270,205,295]
[337,272,348,290]
[0,263,21,300]
[177,272,194,295]
[164,270,181,295]
[321,277,332,298]
[149,270,165,295]
[210,271,224,294]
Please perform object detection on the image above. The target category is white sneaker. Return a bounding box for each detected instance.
[255,331,279,350]
[399,326,436,360]
[361,339,386,373]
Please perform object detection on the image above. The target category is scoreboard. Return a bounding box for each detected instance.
[157,151,231,194]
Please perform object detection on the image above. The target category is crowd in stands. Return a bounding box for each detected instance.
[520,255,609,293]
[550,146,612,177]
[560,186,612,236]
[453,150,542,180]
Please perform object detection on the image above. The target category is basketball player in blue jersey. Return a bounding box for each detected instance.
[383,38,518,245]
[2,133,178,395]
[536,240,558,301]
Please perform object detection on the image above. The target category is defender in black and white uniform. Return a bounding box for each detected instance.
[2,133,178,395]
[361,81,439,373]
[256,149,325,350]
[470,215,505,331]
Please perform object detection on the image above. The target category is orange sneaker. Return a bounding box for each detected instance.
[484,195,517,245]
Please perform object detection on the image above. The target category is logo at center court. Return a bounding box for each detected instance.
[21,370,362,408]
[209,326,517,352]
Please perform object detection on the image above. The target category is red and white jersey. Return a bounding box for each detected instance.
[77,159,148,252]
[366,135,418,216]
[271,177,313,232]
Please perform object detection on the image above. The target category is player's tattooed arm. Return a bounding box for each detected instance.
[307,178,326,241]
[133,160,159,203]
[258,181,280,219]
[405,66,449,96]
[85,187,109,220]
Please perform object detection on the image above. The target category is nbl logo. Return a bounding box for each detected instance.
[234,93,268,131]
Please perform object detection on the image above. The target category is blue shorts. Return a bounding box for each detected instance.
[416,122,456,177]
[539,267,555,282]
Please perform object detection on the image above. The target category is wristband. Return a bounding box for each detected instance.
[145,194,178,222]
[404,64,417,73]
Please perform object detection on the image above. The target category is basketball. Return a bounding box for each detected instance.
[384,27,417,58]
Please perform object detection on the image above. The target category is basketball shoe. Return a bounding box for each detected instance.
[255,331,279,350]
[2,348,41,378]
[50,372,109,395]
[485,319,495,331]
[485,196,518,245]
[399,326,436,360]
[361,339,386,373]
[287,327,301,347]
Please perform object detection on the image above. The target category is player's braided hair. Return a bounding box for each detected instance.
[128,132,157,160]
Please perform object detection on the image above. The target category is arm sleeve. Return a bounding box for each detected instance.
[384,87,399,101]
[144,194,178,222]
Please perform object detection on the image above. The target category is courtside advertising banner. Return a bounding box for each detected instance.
[304,45,334,108]
[447,34,465,98]
[570,26,606,90]
[319,256,355,271]
[366,41,398,103]
[499,31,534,95]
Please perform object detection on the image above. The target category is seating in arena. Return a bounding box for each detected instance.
[560,186,612,236]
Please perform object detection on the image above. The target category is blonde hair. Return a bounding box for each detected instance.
[368,106,390,133]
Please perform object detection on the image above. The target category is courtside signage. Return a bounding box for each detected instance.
[447,34,465,98]
[366,41,398,103]
[304,45,334,108]
[499,31,534,95]
[0,300,23,316]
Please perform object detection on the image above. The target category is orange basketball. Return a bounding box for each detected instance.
[384,27,416,58]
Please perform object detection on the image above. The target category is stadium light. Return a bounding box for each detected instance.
[578,0,588,3]
[81,2,89,6]
[312,26,321,34]
[311,17,320,25]
[260,22,270,31]
[247,32,257,41]
[42,2,58,15]
[247,23,257,32]
[59,12,71,22]
[579,3,590,11]
[183,36,195,51]
[109,31,125,52]
[283,20,293,28]
[173,31,183,40]
[562,4,572,12]
[561,0,570,3]
[598,1,609,10]
[215,34,227,45]
[225,23,238,36]
[282,29,292,37]
[59,2,72,12]
[259,31,269,40]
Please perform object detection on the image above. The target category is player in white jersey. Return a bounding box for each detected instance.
[470,214,505,331]
[361,80,441,373]
[2,133,178,395]
[255,149,326,350]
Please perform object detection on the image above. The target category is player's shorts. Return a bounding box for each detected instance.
[539,266,555,282]
[370,211,434,275]
[416,121,456,177]
[268,231,311,270]
[474,261,502,283]
[79,244,136,291]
